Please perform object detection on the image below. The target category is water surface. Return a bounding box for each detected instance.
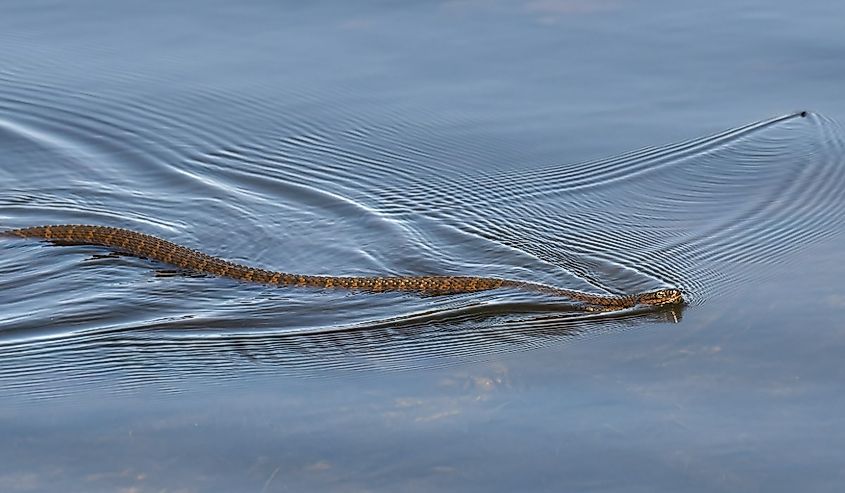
[1,1,844,492]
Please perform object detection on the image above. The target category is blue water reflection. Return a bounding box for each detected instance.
[1,1,844,491]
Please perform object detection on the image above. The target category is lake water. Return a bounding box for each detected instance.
[1,1,844,491]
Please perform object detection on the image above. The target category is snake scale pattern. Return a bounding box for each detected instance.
[2,225,683,308]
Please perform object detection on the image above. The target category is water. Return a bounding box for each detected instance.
[1,1,844,491]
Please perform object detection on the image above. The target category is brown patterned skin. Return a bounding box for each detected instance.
[2,225,683,308]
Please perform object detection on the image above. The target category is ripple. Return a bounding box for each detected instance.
[0,303,682,400]
[361,111,845,304]
[2,77,844,392]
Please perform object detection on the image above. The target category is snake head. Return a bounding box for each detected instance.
[637,288,684,306]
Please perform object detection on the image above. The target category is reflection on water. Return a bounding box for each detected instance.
[0,298,684,398]
[1,0,845,491]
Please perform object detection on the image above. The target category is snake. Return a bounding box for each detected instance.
[2,225,683,309]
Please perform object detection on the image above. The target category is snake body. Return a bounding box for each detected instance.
[2,225,683,308]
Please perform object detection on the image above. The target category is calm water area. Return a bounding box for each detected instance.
[1,1,844,491]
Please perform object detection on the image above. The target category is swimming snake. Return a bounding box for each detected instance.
[2,225,683,309]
